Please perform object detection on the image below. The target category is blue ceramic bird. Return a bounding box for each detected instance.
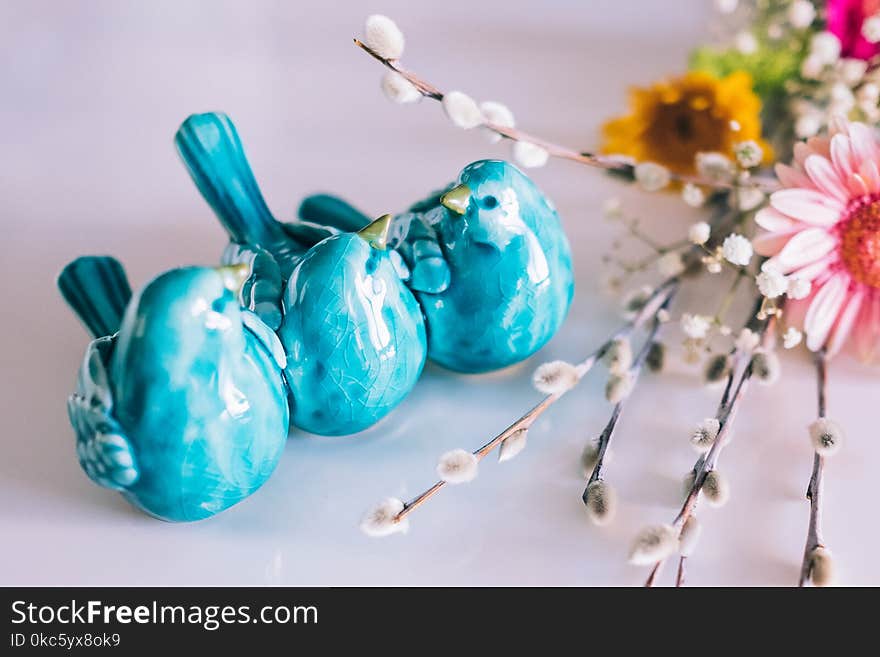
[59,257,290,521]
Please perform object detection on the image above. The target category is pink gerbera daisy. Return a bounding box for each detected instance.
[754,118,880,360]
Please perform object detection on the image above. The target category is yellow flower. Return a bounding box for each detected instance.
[601,71,772,175]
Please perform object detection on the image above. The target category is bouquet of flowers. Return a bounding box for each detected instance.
[356,2,880,586]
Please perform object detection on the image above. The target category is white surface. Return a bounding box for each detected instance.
[2,0,878,586]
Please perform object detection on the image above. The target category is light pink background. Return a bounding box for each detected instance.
[1,0,877,585]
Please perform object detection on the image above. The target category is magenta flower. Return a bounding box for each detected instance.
[827,0,880,60]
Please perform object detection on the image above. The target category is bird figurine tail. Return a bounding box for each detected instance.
[58,256,132,338]
[298,194,371,233]
[175,112,294,252]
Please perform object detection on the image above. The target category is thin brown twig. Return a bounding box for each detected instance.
[354,38,780,193]
[798,349,828,586]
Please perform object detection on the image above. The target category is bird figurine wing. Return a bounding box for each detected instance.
[221,242,285,331]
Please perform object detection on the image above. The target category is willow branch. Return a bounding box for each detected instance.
[798,350,828,586]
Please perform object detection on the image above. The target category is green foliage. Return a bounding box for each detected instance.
[689,43,804,103]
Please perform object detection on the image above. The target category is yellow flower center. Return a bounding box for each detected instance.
[841,198,880,288]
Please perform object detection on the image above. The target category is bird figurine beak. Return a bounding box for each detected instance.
[357,214,392,250]
[216,263,251,294]
[440,184,472,215]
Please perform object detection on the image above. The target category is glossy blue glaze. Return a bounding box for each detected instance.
[61,259,290,521]
[278,231,427,435]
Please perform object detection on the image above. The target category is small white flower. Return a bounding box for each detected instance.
[783,326,803,349]
[830,82,856,113]
[857,82,880,108]
[498,428,528,463]
[767,22,784,40]
[734,140,763,168]
[696,152,735,183]
[690,418,721,454]
[442,91,484,129]
[629,524,679,565]
[715,0,738,14]
[756,267,788,298]
[795,112,822,138]
[360,498,409,537]
[437,448,479,484]
[800,54,826,80]
[735,327,761,353]
[364,14,405,60]
[682,183,705,208]
[605,371,635,404]
[809,546,835,587]
[737,186,766,211]
[603,338,633,375]
[735,31,758,54]
[532,360,579,395]
[584,480,617,526]
[702,470,730,507]
[681,313,712,340]
[839,58,868,86]
[678,515,702,557]
[811,31,842,64]
[602,197,623,220]
[787,277,812,300]
[863,15,880,43]
[657,251,685,277]
[635,162,671,191]
[808,417,844,456]
[381,71,421,104]
[707,261,723,274]
[480,101,515,143]
[688,221,711,245]
[722,233,753,266]
[512,140,549,168]
[788,1,816,29]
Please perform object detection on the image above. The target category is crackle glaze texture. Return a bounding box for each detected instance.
[279,233,427,435]
[62,261,289,522]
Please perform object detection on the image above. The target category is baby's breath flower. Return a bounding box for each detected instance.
[360,498,409,537]
[381,71,421,104]
[800,54,825,80]
[863,15,880,43]
[703,470,730,507]
[364,15,405,60]
[635,162,671,192]
[706,260,723,274]
[795,112,822,139]
[788,1,816,29]
[584,480,617,526]
[839,58,868,86]
[751,348,781,386]
[682,183,705,208]
[442,91,484,129]
[678,515,702,557]
[830,82,855,113]
[602,197,623,220]
[722,233,753,266]
[688,221,711,245]
[532,360,579,395]
[681,313,711,339]
[603,338,633,375]
[512,140,549,168]
[629,524,679,565]
[735,328,760,353]
[704,353,732,387]
[436,449,479,484]
[808,418,844,456]
[857,82,880,108]
[605,371,635,404]
[690,418,721,454]
[696,152,735,183]
[657,251,685,277]
[757,267,788,298]
[811,32,842,64]
[646,341,666,373]
[809,547,835,586]
[735,31,758,54]
[498,427,528,463]
[734,140,763,168]
[737,185,766,211]
[787,277,811,300]
[783,326,803,349]
[715,0,738,14]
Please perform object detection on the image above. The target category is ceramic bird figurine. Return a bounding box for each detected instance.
[59,256,290,521]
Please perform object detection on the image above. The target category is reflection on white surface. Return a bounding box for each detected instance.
[3,0,880,586]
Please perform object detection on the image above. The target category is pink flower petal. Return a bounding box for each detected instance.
[787,253,839,282]
[767,228,838,273]
[804,155,849,203]
[848,173,871,197]
[855,291,880,363]
[830,133,856,182]
[827,287,864,357]
[847,122,880,165]
[754,207,802,232]
[804,274,850,351]
[859,159,880,194]
[806,136,832,160]
[753,231,793,256]
[775,163,816,190]
[770,189,843,226]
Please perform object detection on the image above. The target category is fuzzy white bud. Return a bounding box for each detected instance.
[808,417,844,456]
[584,480,617,526]
[735,327,761,353]
[442,91,484,129]
[757,267,788,298]
[657,251,685,278]
[381,71,421,104]
[480,101,515,143]
[436,449,479,484]
[678,515,702,557]
[787,277,812,300]
[629,524,679,565]
[734,140,763,168]
[646,341,666,372]
[581,440,601,476]
[603,338,633,375]
[605,371,635,403]
[690,418,721,454]
[737,186,766,211]
[688,221,711,245]
[635,162,671,191]
[704,353,733,387]
[703,470,730,507]
[683,470,697,498]
[532,360,580,395]
[364,15,405,60]
[696,151,736,183]
[751,348,781,385]
[808,546,835,586]
[783,326,803,349]
[360,497,409,537]
[788,1,816,29]
[682,183,706,208]
[512,140,549,168]
[498,428,528,463]
[722,233,754,266]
